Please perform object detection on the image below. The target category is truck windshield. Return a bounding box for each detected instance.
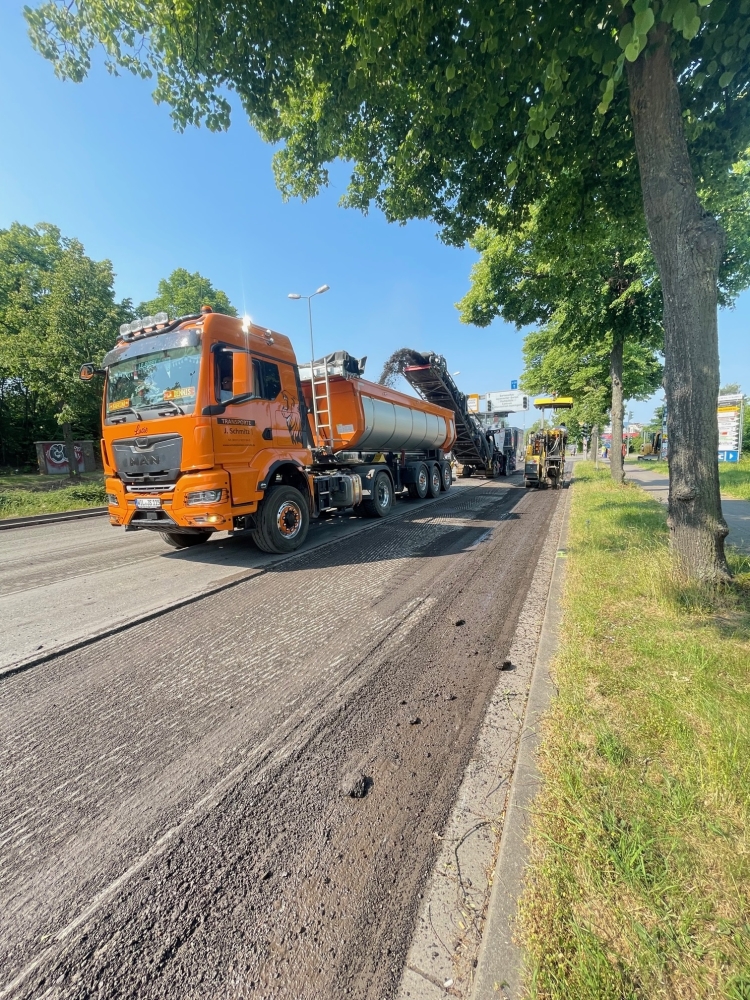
[106,346,201,421]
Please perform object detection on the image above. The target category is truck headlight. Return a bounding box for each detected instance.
[107,493,119,506]
[186,489,226,505]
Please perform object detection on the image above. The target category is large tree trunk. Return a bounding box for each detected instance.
[61,421,81,481]
[609,336,625,484]
[626,26,730,581]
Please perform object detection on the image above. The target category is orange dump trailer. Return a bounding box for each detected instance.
[84,313,456,554]
[299,358,455,454]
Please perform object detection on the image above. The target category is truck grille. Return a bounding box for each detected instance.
[112,434,183,486]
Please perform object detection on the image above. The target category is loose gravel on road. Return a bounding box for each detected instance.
[0,480,561,1000]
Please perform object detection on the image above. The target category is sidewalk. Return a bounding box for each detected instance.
[624,466,750,555]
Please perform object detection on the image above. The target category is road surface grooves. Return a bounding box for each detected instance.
[0,481,561,1000]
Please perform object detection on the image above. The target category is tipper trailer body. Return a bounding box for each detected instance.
[85,310,457,553]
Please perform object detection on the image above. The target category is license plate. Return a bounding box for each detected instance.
[135,497,162,509]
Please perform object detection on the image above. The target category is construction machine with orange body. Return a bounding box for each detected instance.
[81,308,456,553]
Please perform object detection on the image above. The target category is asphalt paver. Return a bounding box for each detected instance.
[0,479,561,1000]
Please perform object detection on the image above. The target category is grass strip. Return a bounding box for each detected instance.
[0,478,106,518]
[521,462,750,1000]
[633,457,750,501]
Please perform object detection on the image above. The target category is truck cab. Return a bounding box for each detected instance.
[92,308,312,549]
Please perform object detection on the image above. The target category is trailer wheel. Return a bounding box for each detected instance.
[160,531,211,549]
[441,463,452,491]
[251,484,309,553]
[362,471,393,518]
[408,464,429,499]
[427,465,441,498]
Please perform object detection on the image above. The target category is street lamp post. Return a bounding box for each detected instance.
[287,284,330,370]
[288,284,330,441]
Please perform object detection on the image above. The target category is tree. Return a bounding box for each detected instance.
[25,0,750,578]
[0,223,126,476]
[459,195,663,483]
[138,269,237,319]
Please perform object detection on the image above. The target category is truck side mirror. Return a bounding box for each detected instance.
[80,363,100,380]
[233,351,252,397]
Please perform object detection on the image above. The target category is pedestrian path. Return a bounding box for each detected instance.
[624,465,750,555]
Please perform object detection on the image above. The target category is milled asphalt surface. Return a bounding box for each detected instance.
[0,476,562,1000]
[624,465,750,554]
[0,483,478,671]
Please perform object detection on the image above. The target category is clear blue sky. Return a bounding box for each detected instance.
[1,4,746,424]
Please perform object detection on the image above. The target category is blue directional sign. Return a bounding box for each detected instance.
[510,380,518,390]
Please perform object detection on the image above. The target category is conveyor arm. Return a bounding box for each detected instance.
[401,354,492,470]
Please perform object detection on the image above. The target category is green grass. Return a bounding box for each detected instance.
[633,457,750,501]
[521,462,750,1000]
[0,473,106,518]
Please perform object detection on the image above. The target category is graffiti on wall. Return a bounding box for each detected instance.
[43,442,84,474]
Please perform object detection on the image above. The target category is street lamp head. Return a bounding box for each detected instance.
[316,284,330,295]
[288,293,302,300]
[453,371,460,376]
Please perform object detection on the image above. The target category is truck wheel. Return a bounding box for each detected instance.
[407,464,429,499]
[460,466,473,478]
[441,463,452,491]
[362,471,393,518]
[251,485,309,553]
[427,465,441,498]
[161,531,211,549]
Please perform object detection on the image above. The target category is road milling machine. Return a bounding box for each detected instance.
[523,396,574,489]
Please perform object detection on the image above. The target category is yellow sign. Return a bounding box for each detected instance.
[467,394,480,413]
[534,396,574,409]
[163,386,196,400]
[109,398,131,411]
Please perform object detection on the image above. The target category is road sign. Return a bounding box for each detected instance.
[717,393,744,462]
[511,380,518,390]
[485,390,528,412]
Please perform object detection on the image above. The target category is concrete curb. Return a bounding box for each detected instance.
[0,507,108,530]
[470,478,572,999]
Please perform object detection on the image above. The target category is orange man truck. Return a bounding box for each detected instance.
[81,307,457,553]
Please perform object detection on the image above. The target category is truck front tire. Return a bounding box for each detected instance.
[362,471,393,518]
[251,485,309,553]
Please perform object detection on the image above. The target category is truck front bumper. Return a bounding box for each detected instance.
[105,473,239,533]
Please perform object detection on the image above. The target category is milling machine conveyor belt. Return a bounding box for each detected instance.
[402,356,492,470]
